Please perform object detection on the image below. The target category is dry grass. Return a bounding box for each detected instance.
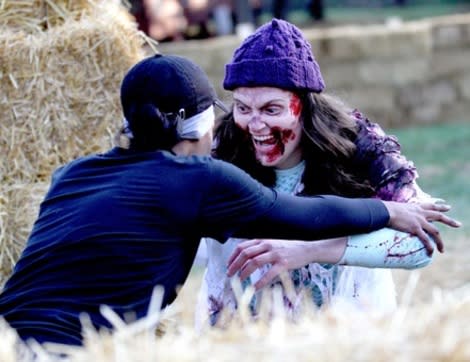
[0,0,98,32]
[0,275,469,361]
[393,232,470,304]
[0,182,48,281]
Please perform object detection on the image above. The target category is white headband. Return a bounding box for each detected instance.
[122,105,215,141]
[177,105,215,140]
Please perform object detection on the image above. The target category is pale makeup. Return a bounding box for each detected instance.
[233,87,303,169]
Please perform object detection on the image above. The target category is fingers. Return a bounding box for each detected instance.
[253,265,284,290]
[227,240,269,277]
[227,240,290,286]
[227,239,261,267]
[228,239,257,265]
[424,210,462,228]
[414,227,436,255]
[419,202,462,227]
[420,220,444,253]
[419,202,451,212]
[237,252,281,281]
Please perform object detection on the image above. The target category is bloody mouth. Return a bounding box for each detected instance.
[251,127,295,163]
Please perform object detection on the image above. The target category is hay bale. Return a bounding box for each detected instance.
[0,0,151,183]
[0,182,48,282]
[0,0,98,32]
[0,0,155,278]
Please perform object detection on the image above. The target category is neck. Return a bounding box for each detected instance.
[276,148,304,170]
[171,139,209,156]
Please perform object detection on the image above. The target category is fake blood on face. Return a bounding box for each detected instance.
[261,127,296,163]
[289,94,302,117]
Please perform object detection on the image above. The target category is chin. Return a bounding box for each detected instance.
[258,158,280,168]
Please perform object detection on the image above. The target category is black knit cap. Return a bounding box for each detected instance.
[121,54,220,121]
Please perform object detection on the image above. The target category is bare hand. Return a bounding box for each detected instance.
[226,239,313,290]
[382,200,461,254]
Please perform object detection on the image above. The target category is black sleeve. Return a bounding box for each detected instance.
[199,158,389,242]
[235,193,390,241]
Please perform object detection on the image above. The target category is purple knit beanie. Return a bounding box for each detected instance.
[224,19,325,93]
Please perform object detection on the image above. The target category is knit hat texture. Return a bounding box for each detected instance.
[224,19,325,93]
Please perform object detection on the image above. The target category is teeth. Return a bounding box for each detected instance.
[252,134,273,142]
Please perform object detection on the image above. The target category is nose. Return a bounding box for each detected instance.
[248,117,266,132]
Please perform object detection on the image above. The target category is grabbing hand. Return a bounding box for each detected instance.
[226,239,313,290]
[382,200,461,254]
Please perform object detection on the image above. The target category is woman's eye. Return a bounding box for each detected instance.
[265,106,281,115]
[236,104,249,113]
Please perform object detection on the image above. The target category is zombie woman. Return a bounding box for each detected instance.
[196,19,454,325]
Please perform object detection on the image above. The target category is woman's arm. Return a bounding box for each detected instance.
[226,227,434,290]
[339,228,433,269]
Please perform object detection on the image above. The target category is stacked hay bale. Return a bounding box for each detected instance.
[0,0,152,280]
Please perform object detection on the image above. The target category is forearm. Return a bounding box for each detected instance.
[226,229,435,288]
[338,228,433,269]
[235,194,389,241]
[300,227,434,269]
[299,237,347,264]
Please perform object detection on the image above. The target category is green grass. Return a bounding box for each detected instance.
[389,121,470,233]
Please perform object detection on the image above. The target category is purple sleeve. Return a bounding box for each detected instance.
[351,110,420,202]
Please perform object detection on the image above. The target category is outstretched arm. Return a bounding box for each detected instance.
[235,194,458,250]
[202,159,460,246]
[226,227,434,290]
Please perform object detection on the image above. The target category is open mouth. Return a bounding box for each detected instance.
[252,134,277,146]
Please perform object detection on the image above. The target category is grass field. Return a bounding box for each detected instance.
[388,121,470,302]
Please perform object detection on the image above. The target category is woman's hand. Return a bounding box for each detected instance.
[382,200,461,254]
[226,238,346,290]
[226,239,310,289]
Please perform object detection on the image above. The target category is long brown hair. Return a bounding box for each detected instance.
[213,92,375,198]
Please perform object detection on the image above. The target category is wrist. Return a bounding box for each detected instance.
[382,201,395,227]
[307,238,347,264]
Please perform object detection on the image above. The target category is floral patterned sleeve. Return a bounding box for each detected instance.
[351,110,431,203]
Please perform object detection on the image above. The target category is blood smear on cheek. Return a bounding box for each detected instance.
[289,94,302,117]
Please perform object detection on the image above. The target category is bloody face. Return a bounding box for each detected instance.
[233,87,303,169]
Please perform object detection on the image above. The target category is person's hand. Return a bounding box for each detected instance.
[382,200,461,254]
[226,239,313,290]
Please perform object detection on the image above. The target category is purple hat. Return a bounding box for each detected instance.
[224,19,325,93]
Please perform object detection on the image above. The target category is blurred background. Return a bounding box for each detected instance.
[126,0,470,42]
